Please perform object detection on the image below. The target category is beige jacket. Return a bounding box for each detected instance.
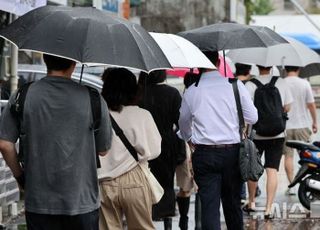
[98,106,161,180]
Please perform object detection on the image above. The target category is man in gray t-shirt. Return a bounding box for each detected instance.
[0,54,112,230]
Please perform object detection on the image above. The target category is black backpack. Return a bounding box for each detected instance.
[250,76,288,136]
[10,82,102,168]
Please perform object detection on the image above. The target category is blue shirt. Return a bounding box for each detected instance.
[179,70,258,145]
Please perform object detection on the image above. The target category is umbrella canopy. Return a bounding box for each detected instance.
[0,5,171,73]
[177,23,288,51]
[299,63,320,78]
[149,32,216,69]
[227,37,320,67]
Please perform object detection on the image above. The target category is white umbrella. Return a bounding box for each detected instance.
[149,32,216,69]
[226,37,320,67]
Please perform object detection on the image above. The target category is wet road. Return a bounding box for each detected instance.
[5,151,320,230]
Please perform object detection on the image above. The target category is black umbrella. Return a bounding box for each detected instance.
[299,63,320,78]
[178,23,288,51]
[0,6,171,73]
[178,23,288,79]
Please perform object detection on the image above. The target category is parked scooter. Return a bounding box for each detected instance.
[286,140,320,210]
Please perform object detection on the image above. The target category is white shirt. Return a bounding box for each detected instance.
[245,74,293,139]
[98,106,161,180]
[285,76,314,129]
[179,70,258,145]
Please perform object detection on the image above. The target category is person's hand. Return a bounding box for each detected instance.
[312,123,318,134]
[14,172,25,191]
[187,141,195,152]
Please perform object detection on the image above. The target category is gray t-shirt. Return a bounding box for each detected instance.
[0,76,112,215]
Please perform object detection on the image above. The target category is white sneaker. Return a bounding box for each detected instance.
[285,187,296,196]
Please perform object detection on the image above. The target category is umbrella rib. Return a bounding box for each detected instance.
[79,18,94,63]
[167,35,190,67]
[122,24,157,71]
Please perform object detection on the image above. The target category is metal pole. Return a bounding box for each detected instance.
[10,14,18,94]
[289,0,320,33]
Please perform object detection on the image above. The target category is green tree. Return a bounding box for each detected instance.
[245,0,274,24]
[254,0,274,15]
[244,0,255,24]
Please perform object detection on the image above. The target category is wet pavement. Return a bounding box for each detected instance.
[4,156,320,230]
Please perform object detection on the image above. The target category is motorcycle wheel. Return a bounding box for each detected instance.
[298,180,318,210]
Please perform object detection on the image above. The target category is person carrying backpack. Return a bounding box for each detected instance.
[244,65,293,219]
[0,54,113,230]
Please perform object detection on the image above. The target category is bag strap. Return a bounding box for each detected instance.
[10,82,33,166]
[110,114,139,162]
[250,78,263,88]
[231,80,245,141]
[10,82,33,126]
[269,76,279,86]
[85,85,102,168]
[85,86,101,132]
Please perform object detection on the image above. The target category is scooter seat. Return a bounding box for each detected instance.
[286,140,320,151]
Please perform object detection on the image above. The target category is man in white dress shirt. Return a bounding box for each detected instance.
[179,51,258,230]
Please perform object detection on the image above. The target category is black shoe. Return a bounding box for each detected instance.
[242,205,255,214]
[264,213,274,220]
[164,217,172,230]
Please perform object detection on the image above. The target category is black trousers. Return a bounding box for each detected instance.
[25,209,99,230]
[192,145,243,230]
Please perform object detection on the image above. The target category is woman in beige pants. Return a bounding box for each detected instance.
[98,68,162,230]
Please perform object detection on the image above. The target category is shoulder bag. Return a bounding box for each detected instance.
[231,80,264,182]
[109,115,164,204]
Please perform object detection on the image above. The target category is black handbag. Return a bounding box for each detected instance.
[232,80,264,182]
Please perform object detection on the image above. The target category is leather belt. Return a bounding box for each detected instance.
[195,144,240,149]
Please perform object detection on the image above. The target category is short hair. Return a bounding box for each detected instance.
[101,68,138,112]
[146,70,167,84]
[202,51,219,66]
[257,65,272,71]
[43,54,75,71]
[285,66,300,72]
[235,63,251,76]
[184,72,199,89]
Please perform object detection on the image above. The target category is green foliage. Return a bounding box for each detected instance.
[244,0,255,24]
[254,0,274,15]
[245,0,274,24]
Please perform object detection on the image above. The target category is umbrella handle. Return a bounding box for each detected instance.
[80,64,84,84]
[280,56,285,78]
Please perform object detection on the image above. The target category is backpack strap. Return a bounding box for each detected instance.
[85,86,101,132]
[85,85,102,168]
[250,78,263,88]
[10,82,33,132]
[269,76,279,86]
[10,82,33,166]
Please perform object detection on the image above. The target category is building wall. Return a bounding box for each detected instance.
[271,0,313,12]
[134,0,228,34]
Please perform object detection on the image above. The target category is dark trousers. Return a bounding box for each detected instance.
[192,145,243,230]
[25,209,99,230]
